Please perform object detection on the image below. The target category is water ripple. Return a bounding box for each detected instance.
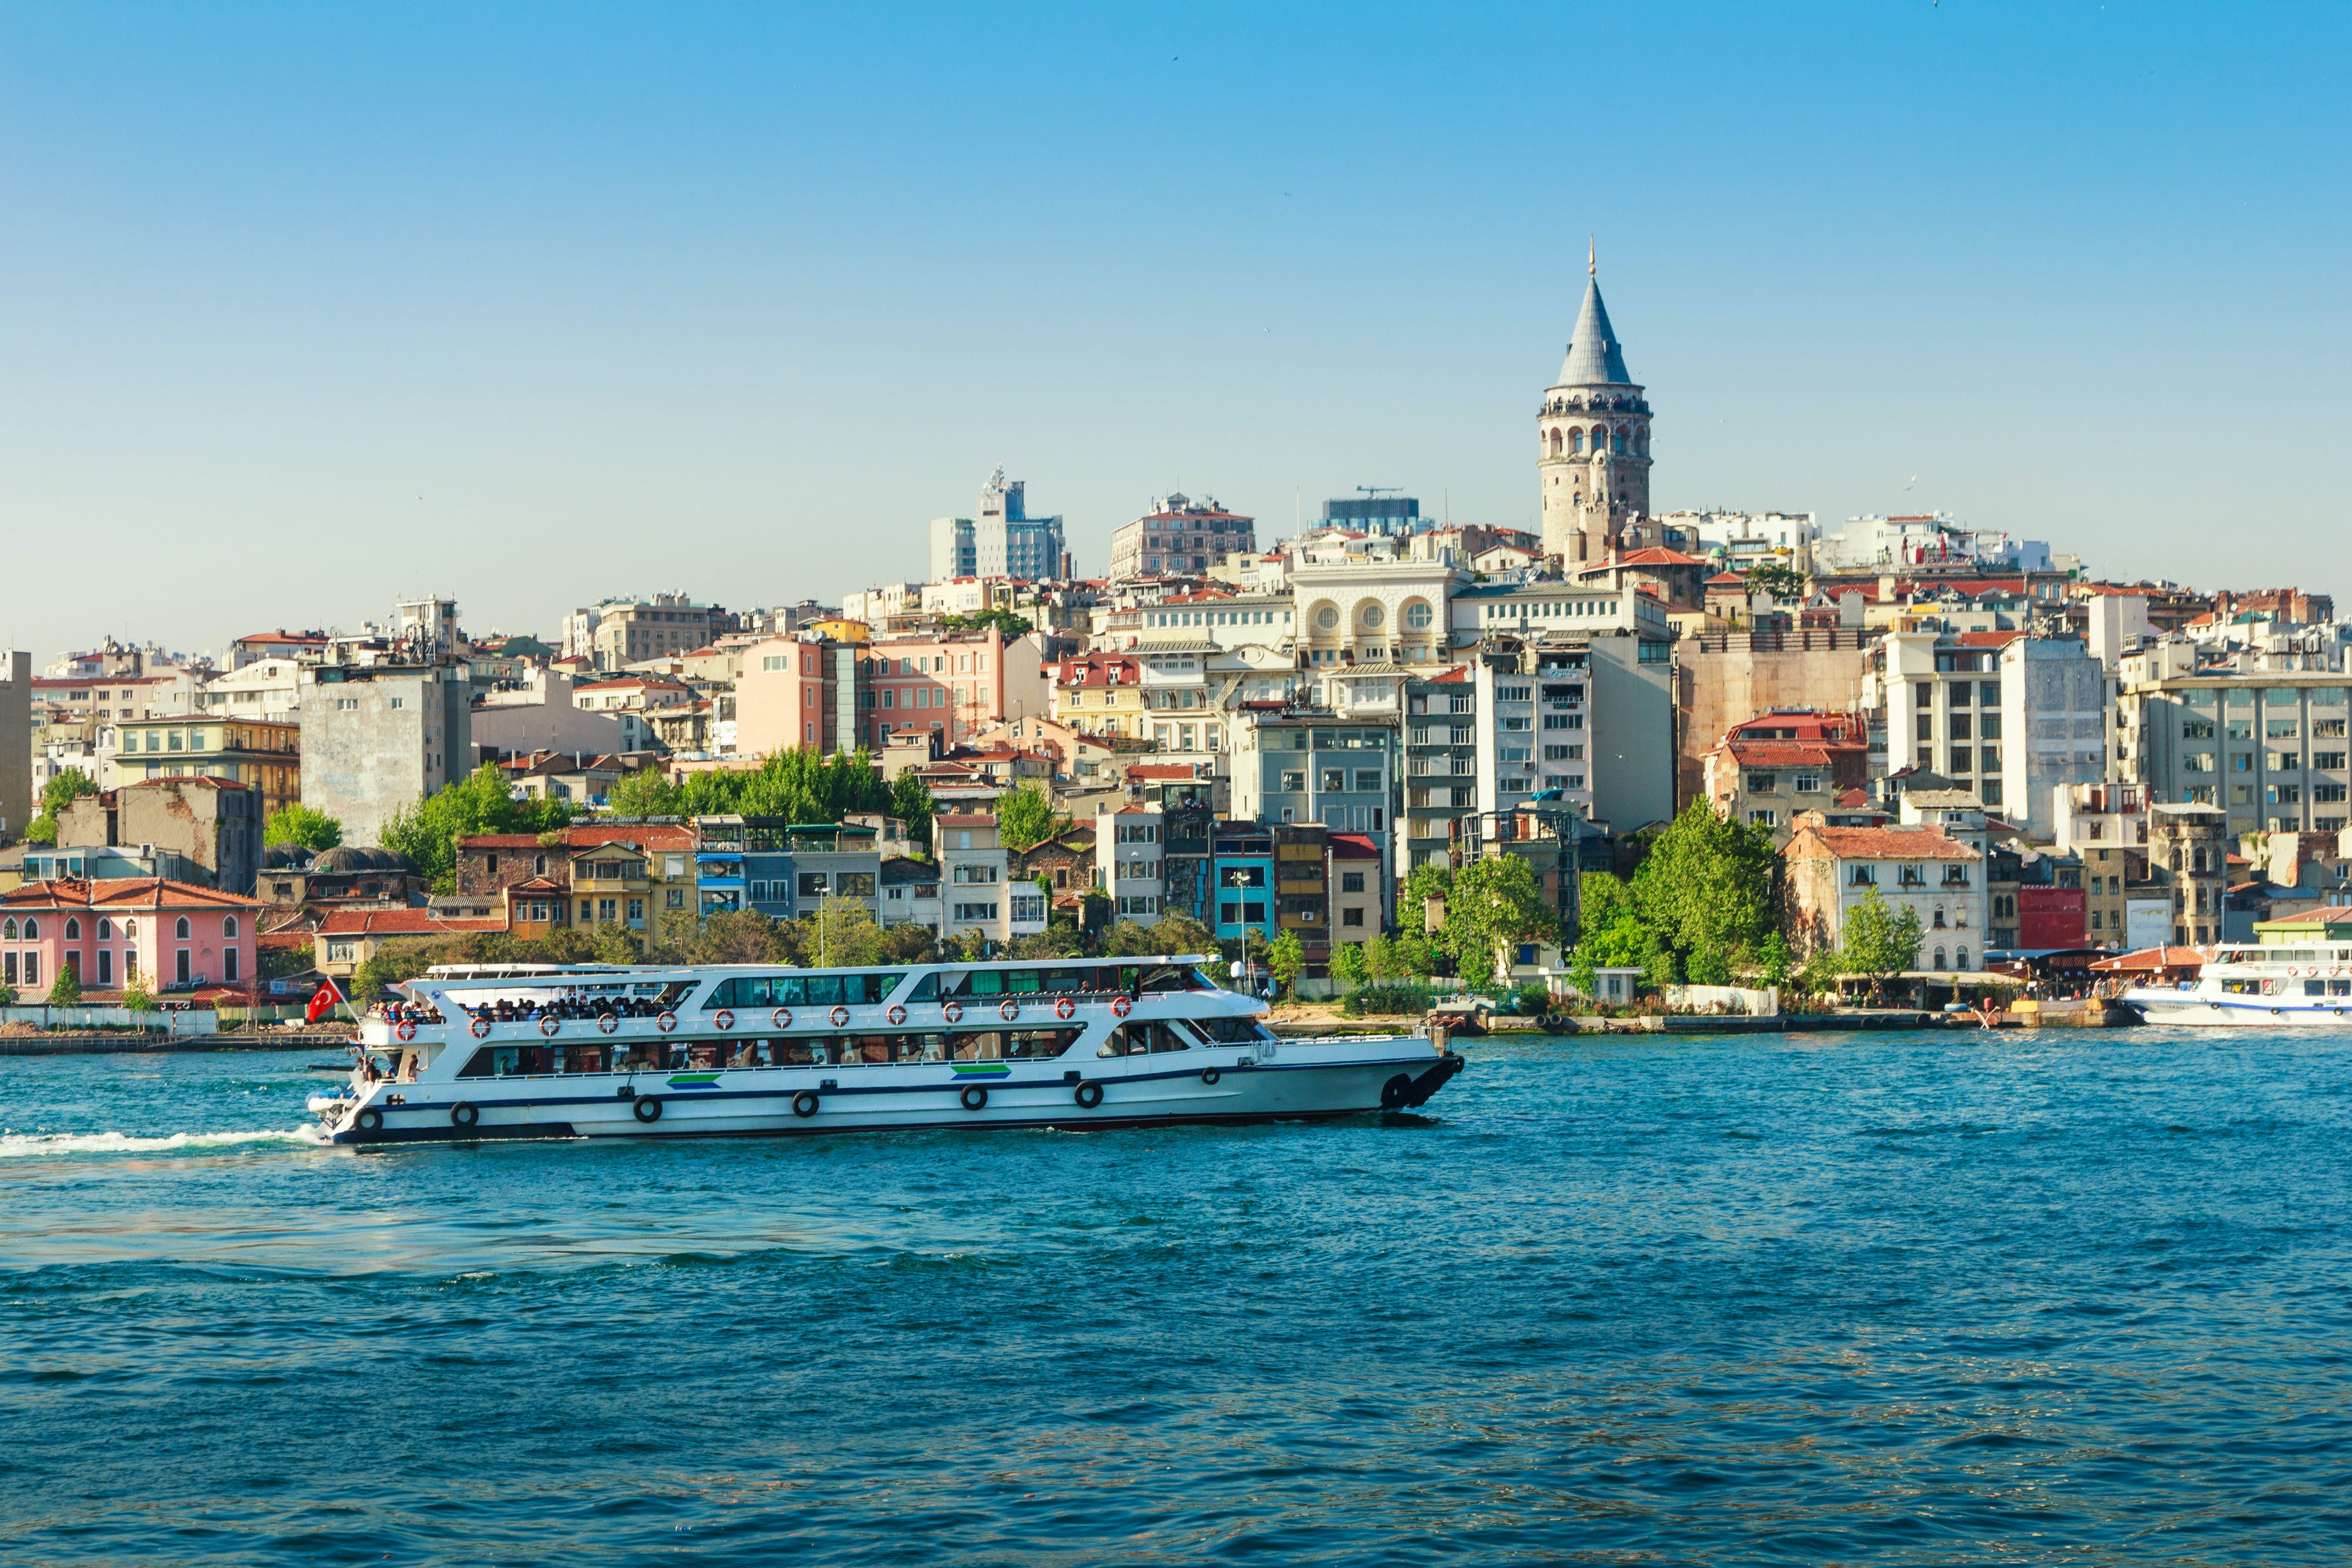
[2,1032,2350,1563]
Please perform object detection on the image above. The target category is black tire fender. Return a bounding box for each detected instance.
[959,1084,988,1111]
[1379,1074,1414,1109]
[355,1107,383,1133]
[1200,1066,1221,1086]
[633,1096,663,1124]
[792,1090,820,1118]
[1074,1080,1104,1109]
[449,1102,479,1128]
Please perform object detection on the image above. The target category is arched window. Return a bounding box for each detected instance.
[1,918,14,940]
[1358,603,1385,630]
[65,918,80,941]
[1548,429,1562,456]
[1956,947,1970,971]
[175,916,191,940]
[1404,600,1434,631]
[1314,603,1339,632]
[96,918,112,941]
[22,919,36,941]
[223,915,238,939]
[1932,907,1946,928]
[1612,427,1627,455]
[1933,946,1947,970]
[1636,426,1649,453]
[1569,429,1584,454]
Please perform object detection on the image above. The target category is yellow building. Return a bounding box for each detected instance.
[113,716,301,818]
[1052,653,1148,740]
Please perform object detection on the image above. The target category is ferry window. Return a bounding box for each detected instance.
[1007,1029,1078,1058]
[1192,1016,1277,1044]
[2333,981,2351,997]
[961,969,1004,996]
[904,973,941,1002]
[779,974,843,1007]
[851,973,889,1004]
[2306,981,2327,997]
[1003,969,1043,995]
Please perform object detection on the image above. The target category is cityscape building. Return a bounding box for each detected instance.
[1537,249,1653,566]
[1107,494,1255,581]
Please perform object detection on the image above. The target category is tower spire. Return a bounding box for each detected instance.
[1588,237,1596,278]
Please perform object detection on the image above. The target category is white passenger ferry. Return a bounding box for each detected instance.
[308,955,1464,1144]
[2120,944,2352,1027]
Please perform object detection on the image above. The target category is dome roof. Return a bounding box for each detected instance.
[260,844,315,870]
[312,845,417,874]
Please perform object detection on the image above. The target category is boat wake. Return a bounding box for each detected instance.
[0,1126,332,1159]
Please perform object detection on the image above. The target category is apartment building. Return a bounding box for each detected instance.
[1700,710,1871,844]
[1291,557,1461,670]
[1107,494,1255,581]
[101,716,301,817]
[1051,653,1146,739]
[1402,667,1478,874]
[937,813,1013,946]
[56,777,263,897]
[563,594,723,673]
[1783,815,1987,969]
[298,660,474,847]
[1873,628,2109,837]
[1097,803,1167,921]
[2116,644,2352,838]
[928,470,1070,583]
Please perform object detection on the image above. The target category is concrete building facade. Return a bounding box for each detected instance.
[298,661,474,848]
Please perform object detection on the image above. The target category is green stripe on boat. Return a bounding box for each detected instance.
[665,1072,723,1087]
[950,1063,1013,1077]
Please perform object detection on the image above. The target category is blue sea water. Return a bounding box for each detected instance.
[2,1030,2349,1566]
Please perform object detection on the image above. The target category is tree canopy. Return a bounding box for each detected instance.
[264,803,343,852]
[995,780,1069,852]
[604,748,895,825]
[1629,798,1778,964]
[1442,855,1558,989]
[1838,887,1922,995]
[934,609,1033,638]
[1401,862,1453,934]
[21,768,99,847]
[1267,930,1305,998]
[381,764,577,894]
[1744,563,1809,602]
[890,770,937,849]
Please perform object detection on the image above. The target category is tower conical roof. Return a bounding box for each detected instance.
[1557,275,1632,387]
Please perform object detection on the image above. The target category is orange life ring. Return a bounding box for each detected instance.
[657,1011,677,1033]
[887,1005,907,1025]
[539,1014,559,1037]
[471,1017,490,1039]
[998,999,1020,1022]
[772,1007,794,1029]
[1055,997,1077,1020]
[396,1019,416,1042]
[1111,996,1132,1018]
[941,1001,964,1024]
[598,1013,619,1034]
[830,1005,850,1027]
[714,1009,736,1031]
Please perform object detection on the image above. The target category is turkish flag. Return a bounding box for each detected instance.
[306,978,346,1024]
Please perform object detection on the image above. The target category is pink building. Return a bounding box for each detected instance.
[735,628,1053,759]
[0,878,265,995]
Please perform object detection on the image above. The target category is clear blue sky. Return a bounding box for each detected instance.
[3,2,2346,659]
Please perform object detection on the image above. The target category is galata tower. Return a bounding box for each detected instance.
[1538,247,1653,565]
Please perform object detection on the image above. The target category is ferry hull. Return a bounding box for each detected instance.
[2122,988,2352,1028]
[316,1047,1464,1146]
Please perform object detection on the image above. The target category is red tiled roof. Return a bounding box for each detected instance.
[1421,666,1472,684]
[935,812,997,827]
[1835,787,1872,807]
[1124,764,1202,780]
[1787,825,1980,861]
[1,877,263,911]
[567,824,693,851]
[1718,740,1838,767]
[315,908,505,936]
[1955,630,2025,648]
[1706,572,1748,586]
[2259,904,2352,923]
[1612,547,1709,568]
[2089,946,2206,971]
[1329,833,1381,860]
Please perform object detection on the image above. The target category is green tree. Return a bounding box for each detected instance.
[1629,798,1778,969]
[604,768,680,818]
[263,803,343,852]
[995,781,1068,852]
[1745,563,1808,602]
[1566,872,1669,999]
[1837,887,1922,999]
[1363,932,1401,984]
[1688,942,1732,986]
[936,608,1033,638]
[380,764,577,894]
[1442,855,1558,990]
[1267,929,1305,998]
[890,770,937,849]
[1104,911,1217,958]
[1402,862,1454,934]
[22,767,99,847]
[47,963,82,1006]
[1330,940,1369,991]
[122,982,158,1025]
[1755,931,1796,989]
